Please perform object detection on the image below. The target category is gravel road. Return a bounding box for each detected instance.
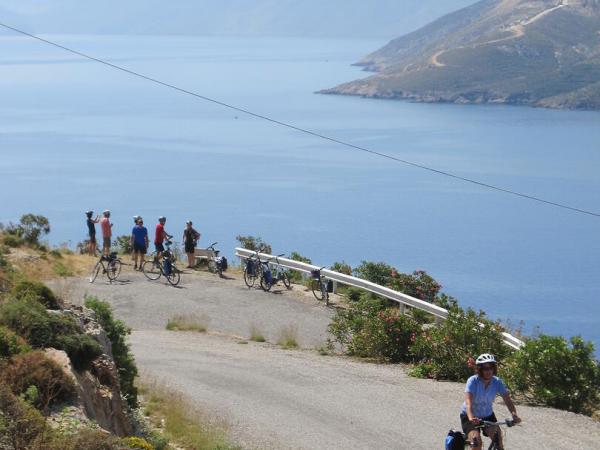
[66,266,600,449]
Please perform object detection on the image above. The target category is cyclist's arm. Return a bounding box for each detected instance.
[501,392,521,423]
[464,392,480,424]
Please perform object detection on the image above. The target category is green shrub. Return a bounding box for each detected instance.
[53,261,74,277]
[389,269,442,304]
[410,307,511,381]
[2,235,22,248]
[330,261,352,275]
[11,280,61,309]
[115,235,133,255]
[235,235,271,254]
[0,326,30,359]
[353,261,393,286]
[1,351,76,410]
[503,335,600,414]
[84,296,138,408]
[0,382,50,449]
[49,249,63,259]
[121,436,155,450]
[0,297,102,370]
[16,214,51,247]
[329,296,420,362]
[288,251,311,282]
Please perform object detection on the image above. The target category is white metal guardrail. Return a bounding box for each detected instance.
[235,248,524,350]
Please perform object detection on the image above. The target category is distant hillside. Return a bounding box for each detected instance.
[321,0,600,110]
[0,0,472,38]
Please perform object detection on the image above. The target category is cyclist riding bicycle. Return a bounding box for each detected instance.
[460,353,521,450]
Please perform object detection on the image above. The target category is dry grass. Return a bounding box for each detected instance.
[277,324,299,349]
[166,314,210,333]
[6,246,89,281]
[249,323,266,342]
[138,378,240,450]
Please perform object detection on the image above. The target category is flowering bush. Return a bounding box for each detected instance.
[409,307,510,381]
[503,334,600,414]
[328,296,420,363]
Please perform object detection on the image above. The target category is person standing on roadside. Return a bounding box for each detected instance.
[100,210,113,256]
[85,211,100,256]
[130,218,148,271]
[154,216,172,260]
[183,220,200,268]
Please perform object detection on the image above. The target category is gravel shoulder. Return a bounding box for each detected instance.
[64,265,600,450]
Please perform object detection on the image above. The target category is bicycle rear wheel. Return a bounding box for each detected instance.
[89,261,101,283]
[166,266,181,286]
[310,279,323,301]
[208,259,218,274]
[106,259,122,281]
[142,259,161,280]
[260,273,272,292]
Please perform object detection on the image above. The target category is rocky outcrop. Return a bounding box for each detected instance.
[44,307,134,437]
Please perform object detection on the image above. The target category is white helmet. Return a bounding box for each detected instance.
[476,353,496,366]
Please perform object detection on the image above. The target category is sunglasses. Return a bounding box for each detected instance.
[481,365,495,371]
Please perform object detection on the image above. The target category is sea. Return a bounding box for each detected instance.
[1,34,599,351]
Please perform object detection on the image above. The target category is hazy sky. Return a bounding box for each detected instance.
[0,0,475,38]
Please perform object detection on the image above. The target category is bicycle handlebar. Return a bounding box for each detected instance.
[477,419,516,428]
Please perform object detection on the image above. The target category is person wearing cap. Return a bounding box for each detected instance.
[130,218,149,271]
[100,210,113,256]
[182,220,200,268]
[85,211,100,256]
[460,353,521,449]
[132,216,142,263]
[154,216,172,260]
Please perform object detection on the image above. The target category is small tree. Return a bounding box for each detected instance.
[353,261,394,286]
[16,215,50,247]
[235,235,272,254]
[114,235,132,255]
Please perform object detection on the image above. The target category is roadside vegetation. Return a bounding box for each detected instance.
[0,215,241,449]
[325,259,600,417]
[166,314,210,333]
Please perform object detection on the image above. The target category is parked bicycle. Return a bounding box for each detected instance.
[89,252,122,283]
[259,254,291,292]
[243,248,264,288]
[206,242,228,277]
[142,240,181,286]
[446,419,517,450]
[310,267,330,306]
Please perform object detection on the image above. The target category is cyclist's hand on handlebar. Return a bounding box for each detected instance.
[470,417,481,425]
[512,415,521,424]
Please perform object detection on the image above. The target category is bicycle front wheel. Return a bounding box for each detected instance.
[106,259,122,281]
[282,272,291,289]
[166,267,181,286]
[89,261,101,283]
[142,259,161,280]
[311,279,324,301]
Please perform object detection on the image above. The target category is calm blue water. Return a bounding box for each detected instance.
[1,35,599,350]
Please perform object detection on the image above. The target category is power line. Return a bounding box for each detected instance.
[1,21,599,218]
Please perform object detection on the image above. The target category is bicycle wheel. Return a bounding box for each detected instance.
[89,261,101,283]
[259,271,272,292]
[282,272,291,289]
[243,260,259,288]
[311,279,323,301]
[142,259,162,280]
[166,266,181,286]
[106,259,122,281]
[208,259,218,274]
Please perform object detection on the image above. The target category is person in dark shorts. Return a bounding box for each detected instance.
[460,354,521,449]
[130,218,149,270]
[85,211,100,256]
[154,216,172,260]
[182,220,200,268]
[100,210,113,256]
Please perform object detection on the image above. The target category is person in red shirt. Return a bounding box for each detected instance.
[154,216,172,260]
[100,210,113,256]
